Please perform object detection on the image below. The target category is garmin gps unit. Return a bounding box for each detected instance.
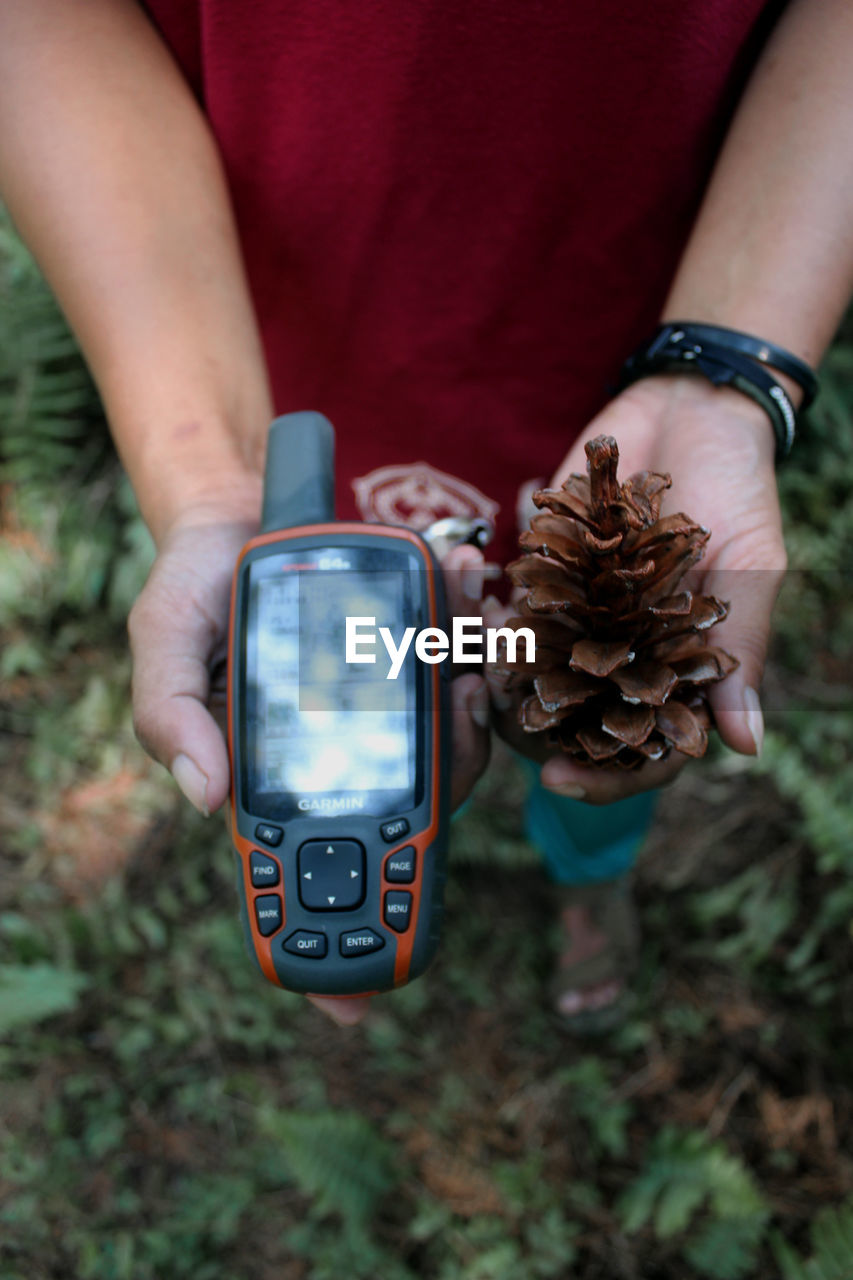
[227,412,451,996]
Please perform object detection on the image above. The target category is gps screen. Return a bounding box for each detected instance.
[243,546,422,819]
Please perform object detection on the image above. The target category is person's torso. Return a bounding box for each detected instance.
[145,0,777,561]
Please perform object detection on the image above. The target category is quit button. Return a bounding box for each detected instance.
[283,930,327,958]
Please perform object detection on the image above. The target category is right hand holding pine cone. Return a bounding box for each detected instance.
[485,376,787,804]
[502,434,738,767]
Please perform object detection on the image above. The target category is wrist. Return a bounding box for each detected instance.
[656,317,811,410]
[617,372,779,465]
[126,422,264,548]
[619,322,810,459]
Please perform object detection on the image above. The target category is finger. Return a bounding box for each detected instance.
[128,579,231,815]
[450,673,491,812]
[307,994,372,1026]
[481,596,515,712]
[540,748,687,805]
[703,563,786,758]
[441,543,485,618]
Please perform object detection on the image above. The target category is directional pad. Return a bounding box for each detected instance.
[297,839,365,912]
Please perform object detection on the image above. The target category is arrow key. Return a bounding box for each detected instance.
[297,839,365,911]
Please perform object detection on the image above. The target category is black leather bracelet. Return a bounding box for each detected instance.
[618,323,811,461]
[663,321,818,409]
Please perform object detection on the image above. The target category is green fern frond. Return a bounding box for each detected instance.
[0,204,107,490]
[256,1106,398,1234]
[617,1126,769,1259]
[686,1215,768,1280]
[771,1199,853,1280]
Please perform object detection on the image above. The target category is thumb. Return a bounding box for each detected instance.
[128,574,231,815]
[704,563,785,758]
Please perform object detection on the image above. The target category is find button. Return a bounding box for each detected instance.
[283,930,327,958]
[250,851,280,888]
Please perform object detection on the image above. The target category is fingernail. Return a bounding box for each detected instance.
[469,684,490,729]
[171,753,210,817]
[462,563,484,601]
[548,783,587,800]
[481,594,501,614]
[744,686,764,758]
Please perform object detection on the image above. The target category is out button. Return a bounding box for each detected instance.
[380,818,410,843]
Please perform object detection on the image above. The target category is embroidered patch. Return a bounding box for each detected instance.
[352,461,500,530]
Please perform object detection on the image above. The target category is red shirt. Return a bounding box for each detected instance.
[145,0,776,562]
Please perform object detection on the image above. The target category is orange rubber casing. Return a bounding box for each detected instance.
[227,523,450,996]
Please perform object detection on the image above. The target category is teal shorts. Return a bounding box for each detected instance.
[452,760,657,887]
[517,757,656,885]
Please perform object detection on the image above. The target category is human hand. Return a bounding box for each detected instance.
[128,508,253,815]
[486,374,786,804]
[127,504,370,1026]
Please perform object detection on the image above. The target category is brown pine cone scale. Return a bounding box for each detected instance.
[501,435,738,768]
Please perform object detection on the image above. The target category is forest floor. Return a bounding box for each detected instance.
[2,607,852,1279]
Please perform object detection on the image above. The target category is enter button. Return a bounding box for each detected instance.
[340,928,385,957]
[384,892,412,933]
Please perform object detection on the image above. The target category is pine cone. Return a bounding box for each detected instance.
[501,435,738,768]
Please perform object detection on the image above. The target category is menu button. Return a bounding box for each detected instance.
[384,892,412,933]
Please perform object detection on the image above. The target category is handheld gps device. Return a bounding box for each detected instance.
[227,412,451,996]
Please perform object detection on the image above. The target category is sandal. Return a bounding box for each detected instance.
[549,877,640,1034]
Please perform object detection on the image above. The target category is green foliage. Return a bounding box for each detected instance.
[779,340,853,574]
[3,204,853,1280]
[256,1105,398,1235]
[0,205,154,640]
[771,1199,853,1280]
[618,1127,770,1278]
[688,861,798,970]
[557,1056,633,1158]
[0,962,89,1035]
[0,207,106,488]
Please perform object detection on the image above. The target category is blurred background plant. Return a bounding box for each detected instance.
[2,204,852,1279]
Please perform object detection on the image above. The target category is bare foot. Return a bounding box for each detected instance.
[554,902,625,1017]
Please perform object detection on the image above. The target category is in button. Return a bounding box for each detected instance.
[255,823,283,848]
